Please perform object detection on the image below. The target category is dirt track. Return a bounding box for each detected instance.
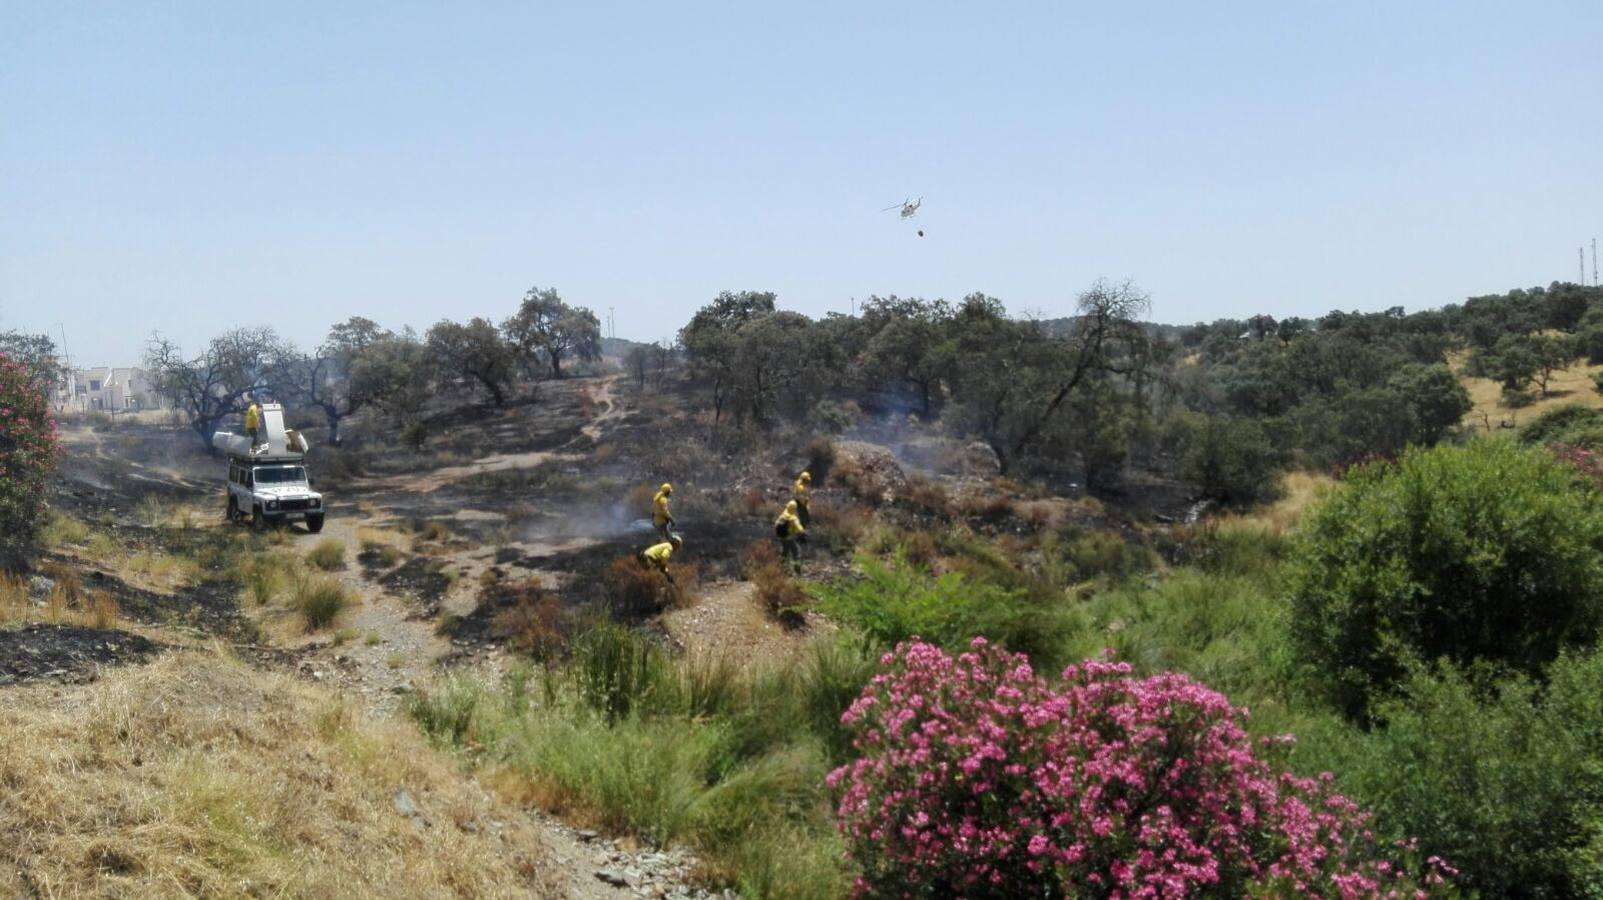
[25,375,768,897]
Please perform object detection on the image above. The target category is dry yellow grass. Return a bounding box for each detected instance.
[0,572,120,632]
[356,525,407,552]
[125,551,202,591]
[44,511,202,596]
[1216,470,1335,536]
[0,651,560,898]
[1452,351,1603,431]
[41,512,91,550]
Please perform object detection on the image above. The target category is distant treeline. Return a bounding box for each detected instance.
[11,279,1602,501]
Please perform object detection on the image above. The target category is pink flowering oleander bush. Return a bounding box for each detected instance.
[828,639,1455,899]
[1550,442,1603,483]
[0,355,60,566]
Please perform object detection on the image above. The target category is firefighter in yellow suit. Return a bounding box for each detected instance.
[640,534,682,585]
[652,483,676,542]
[774,500,806,573]
[244,402,262,450]
[792,471,812,527]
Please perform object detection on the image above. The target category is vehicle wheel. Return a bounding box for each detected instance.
[306,514,325,534]
[251,506,265,532]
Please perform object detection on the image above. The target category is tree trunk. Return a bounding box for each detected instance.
[479,375,507,406]
[550,353,563,379]
[327,411,342,446]
[196,416,220,455]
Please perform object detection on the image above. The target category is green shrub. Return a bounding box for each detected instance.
[569,624,671,724]
[1288,441,1603,718]
[1175,413,1287,505]
[810,555,1069,662]
[305,538,346,571]
[1520,403,1603,451]
[1320,652,1603,897]
[296,576,350,631]
[0,355,59,566]
[1055,569,1320,730]
[1179,521,1287,576]
[1071,531,1152,580]
[409,676,485,746]
[406,647,855,898]
[794,634,877,764]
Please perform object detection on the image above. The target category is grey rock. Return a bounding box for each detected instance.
[393,788,422,819]
[595,868,632,887]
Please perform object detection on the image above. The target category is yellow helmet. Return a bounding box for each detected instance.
[799,471,812,482]
[785,499,798,513]
[660,483,673,495]
[670,534,683,549]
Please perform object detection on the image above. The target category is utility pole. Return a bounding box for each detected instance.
[57,324,71,412]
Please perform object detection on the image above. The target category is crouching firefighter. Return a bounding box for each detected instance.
[639,534,683,585]
[774,500,806,573]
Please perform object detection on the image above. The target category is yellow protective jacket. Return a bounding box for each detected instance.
[775,502,805,538]
[793,475,811,504]
[643,542,675,565]
[652,486,673,526]
[244,405,260,432]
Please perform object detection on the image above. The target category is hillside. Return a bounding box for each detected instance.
[11,281,1603,896]
[1453,350,1603,430]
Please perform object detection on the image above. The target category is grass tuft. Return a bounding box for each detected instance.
[306,538,346,572]
[42,513,90,549]
[295,577,351,632]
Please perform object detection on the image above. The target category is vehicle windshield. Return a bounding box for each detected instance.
[253,466,307,485]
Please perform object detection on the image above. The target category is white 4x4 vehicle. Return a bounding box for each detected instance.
[226,461,325,532]
[213,402,327,533]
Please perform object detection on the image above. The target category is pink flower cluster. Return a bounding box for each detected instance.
[1550,443,1603,484]
[828,639,1455,898]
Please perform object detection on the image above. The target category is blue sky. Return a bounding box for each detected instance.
[2,2,1599,365]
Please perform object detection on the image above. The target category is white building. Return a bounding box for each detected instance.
[60,366,168,413]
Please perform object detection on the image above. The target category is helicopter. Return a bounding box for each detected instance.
[881,197,923,219]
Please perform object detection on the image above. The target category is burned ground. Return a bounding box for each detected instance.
[30,369,1170,678]
[376,556,454,617]
[0,624,162,686]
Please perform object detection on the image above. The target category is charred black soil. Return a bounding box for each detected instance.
[0,624,163,686]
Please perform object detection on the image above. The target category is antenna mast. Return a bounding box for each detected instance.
[1593,238,1598,287]
[1584,247,1589,285]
